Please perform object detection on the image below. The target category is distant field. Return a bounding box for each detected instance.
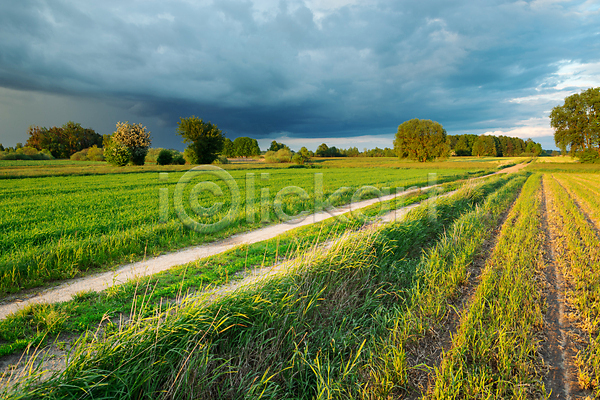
[0,161,490,295]
[534,155,579,163]
[0,156,518,179]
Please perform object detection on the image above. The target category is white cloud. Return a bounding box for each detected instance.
[484,117,554,139]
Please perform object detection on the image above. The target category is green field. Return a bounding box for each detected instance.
[3,159,600,398]
[0,161,491,295]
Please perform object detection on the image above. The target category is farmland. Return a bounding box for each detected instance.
[2,158,600,399]
[0,161,490,295]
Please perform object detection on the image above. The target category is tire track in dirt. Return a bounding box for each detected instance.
[542,175,594,399]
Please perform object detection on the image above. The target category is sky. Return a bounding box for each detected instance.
[1,0,599,151]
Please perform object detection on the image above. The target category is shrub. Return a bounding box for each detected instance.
[265,148,293,163]
[0,147,53,160]
[578,149,600,163]
[183,147,198,164]
[172,152,185,165]
[87,145,104,161]
[212,155,230,164]
[104,142,131,166]
[156,149,173,165]
[70,146,104,161]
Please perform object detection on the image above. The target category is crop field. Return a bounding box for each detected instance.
[0,162,490,296]
[2,160,600,399]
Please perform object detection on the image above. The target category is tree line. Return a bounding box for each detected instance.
[448,133,542,157]
[392,118,542,162]
[9,113,549,166]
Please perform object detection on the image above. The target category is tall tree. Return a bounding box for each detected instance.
[393,119,449,162]
[176,116,225,164]
[550,87,600,156]
[233,137,261,157]
[268,140,286,152]
[222,138,235,157]
[471,135,497,157]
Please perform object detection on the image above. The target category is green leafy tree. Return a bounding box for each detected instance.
[550,87,600,158]
[233,137,261,157]
[183,147,199,164]
[222,138,235,158]
[156,149,173,165]
[268,140,286,152]
[471,135,497,157]
[177,116,225,164]
[393,119,449,162]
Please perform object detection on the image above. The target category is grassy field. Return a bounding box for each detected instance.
[5,157,600,398]
[0,157,513,179]
[0,161,491,296]
[2,173,526,398]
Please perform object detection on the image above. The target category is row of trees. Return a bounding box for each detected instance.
[448,134,542,157]
[25,121,102,159]
[550,87,599,162]
[394,119,543,162]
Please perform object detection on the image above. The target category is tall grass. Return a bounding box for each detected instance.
[431,174,546,398]
[2,174,524,399]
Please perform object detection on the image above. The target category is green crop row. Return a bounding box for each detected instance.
[367,173,527,396]
[545,175,600,395]
[2,174,521,399]
[431,174,546,398]
[0,167,486,296]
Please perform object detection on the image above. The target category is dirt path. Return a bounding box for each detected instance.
[542,175,592,399]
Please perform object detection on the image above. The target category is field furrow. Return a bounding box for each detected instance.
[431,174,547,398]
[545,174,600,397]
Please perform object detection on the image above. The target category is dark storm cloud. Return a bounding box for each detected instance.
[0,0,599,148]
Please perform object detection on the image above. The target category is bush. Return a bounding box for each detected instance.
[183,147,198,164]
[104,143,131,167]
[265,148,292,163]
[578,149,600,163]
[0,147,54,160]
[212,155,230,164]
[87,145,104,161]
[156,149,173,165]
[70,146,104,161]
[172,153,185,165]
